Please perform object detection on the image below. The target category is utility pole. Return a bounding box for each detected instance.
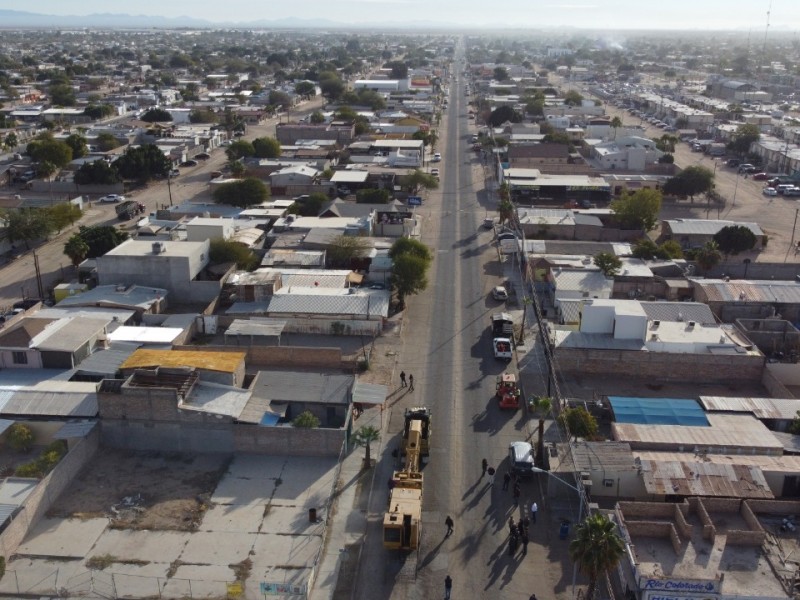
[33,249,44,300]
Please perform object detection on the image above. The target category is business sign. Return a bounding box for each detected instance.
[378,211,412,225]
[260,582,306,595]
[645,595,717,600]
[640,578,720,595]
[407,196,423,206]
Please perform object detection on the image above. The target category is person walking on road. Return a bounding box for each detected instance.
[481,458,488,477]
[400,371,407,388]
[521,531,529,556]
[487,467,495,485]
[531,501,538,524]
[513,482,521,506]
[508,516,516,535]
[529,595,538,600]
[444,575,453,600]
[445,515,454,537]
[502,471,511,491]
[408,374,415,391]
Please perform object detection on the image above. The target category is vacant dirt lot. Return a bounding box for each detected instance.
[48,449,230,531]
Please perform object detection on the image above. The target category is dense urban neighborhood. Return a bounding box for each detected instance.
[3,15,800,600]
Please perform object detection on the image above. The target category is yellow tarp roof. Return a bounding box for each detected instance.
[120,349,246,373]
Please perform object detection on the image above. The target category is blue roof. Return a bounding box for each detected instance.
[608,397,709,427]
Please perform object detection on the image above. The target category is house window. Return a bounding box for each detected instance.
[12,352,27,365]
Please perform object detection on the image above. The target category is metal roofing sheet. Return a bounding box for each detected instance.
[699,396,800,420]
[0,504,18,526]
[640,460,772,498]
[75,343,141,377]
[609,397,710,427]
[1,391,97,417]
[252,371,352,405]
[353,382,388,406]
[225,319,286,338]
[265,292,389,317]
[693,279,800,304]
[54,421,98,439]
[639,302,716,325]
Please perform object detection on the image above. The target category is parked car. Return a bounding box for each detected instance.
[753,172,769,181]
[492,286,509,301]
[180,160,198,167]
[169,169,180,177]
[432,152,442,162]
[784,187,800,197]
[763,187,778,196]
[508,441,535,478]
[99,194,125,203]
[195,152,211,160]
[210,171,223,180]
[430,168,440,178]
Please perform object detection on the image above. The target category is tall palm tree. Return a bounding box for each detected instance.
[353,425,380,469]
[610,116,622,140]
[569,513,625,600]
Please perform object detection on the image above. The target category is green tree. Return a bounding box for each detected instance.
[694,240,722,271]
[292,410,320,428]
[713,225,756,256]
[95,132,121,152]
[114,144,171,182]
[610,116,622,140]
[557,406,598,438]
[610,189,662,231]
[64,234,90,268]
[209,238,258,270]
[76,225,129,258]
[353,425,380,468]
[728,123,761,156]
[6,423,34,453]
[27,138,73,168]
[49,83,75,106]
[226,139,255,160]
[74,160,121,185]
[663,166,714,201]
[488,105,522,127]
[788,411,800,435]
[268,90,292,110]
[3,132,18,150]
[83,104,115,120]
[392,253,429,308]
[37,160,58,181]
[2,209,53,249]
[356,188,390,204]
[658,154,675,164]
[498,198,515,225]
[189,108,218,124]
[140,108,172,123]
[326,234,370,269]
[294,81,316,98]
[252,137,281,159]
[563,89,584,106]
[388,238,433,262]
[65,133,88,159]
[212,178,269,208]
[46,202,82,233]
[386,61,408,79]
[309,110,325,124]
[400,170,439,195]
[593,252,622,277]
[569,513,626,600]
[289,192,327,217]
[659,240,684,259]
[493,66,509,81]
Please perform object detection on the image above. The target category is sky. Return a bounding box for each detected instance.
[3,0,799,30]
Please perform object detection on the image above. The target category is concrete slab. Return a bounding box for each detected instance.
[213,474,275,506]
[180,531,258,565]
[89,529,190,563]
[262,503,326,534]
[166,565,230,598]
[222,454,288,480]
[16,517,108,558]
[251,532,321,568]
[272,457,337,504]
[107,563,171,600]
[201,502,267,533]
[0,557,83,595]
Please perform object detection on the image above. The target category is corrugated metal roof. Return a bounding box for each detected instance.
[1,390,97,417]
[226,319,286,338]
[265,291,389,317]
[553,441,636,473]
[353,382,387,406]
[121,349,246,373]
[666,218,764,236]
[553,269,613,293]
[633,450,800,474]
[640,460,772,498]
[699,396,800,420]
[609,397,710,426]
[639,302,715,325]
[0,505,19,526]
[183,382,252,418]
[75,343,141,377]
[54,421,97,439]
[693,279,800,304]
[612,413,784,453]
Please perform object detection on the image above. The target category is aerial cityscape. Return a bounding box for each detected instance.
[1,5,800,600]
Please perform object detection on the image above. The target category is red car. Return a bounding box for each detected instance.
[752,172,769,181]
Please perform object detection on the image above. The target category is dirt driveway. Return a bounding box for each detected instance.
[48,449,230,531]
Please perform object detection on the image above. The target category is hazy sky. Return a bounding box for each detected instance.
[4,0,798,30]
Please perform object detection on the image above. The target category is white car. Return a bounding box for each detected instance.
[99,194,125,203]
[763,187,778,197]
[432,152,442,162]
[430,168,440,178]
[492,286,509,301]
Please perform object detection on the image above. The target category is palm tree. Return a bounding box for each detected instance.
[64,234,89,269]
[498,199,515,225]
[353,425,380,469]
[610,116,622,140]
[569,513,626,600]
[695,240,722,272]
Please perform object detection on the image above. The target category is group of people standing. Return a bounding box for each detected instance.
[399,371,414,391]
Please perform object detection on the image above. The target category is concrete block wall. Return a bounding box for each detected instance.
[617,501,677,518]
[98,386,180,421]
[101,421,236,453]
[625,521,682,554]
[726,529,766,546]
[689,497,716,543]
[234,425,346,457]
[673,503,692,539]
[555,347,765,384]
[0,428,99,560]
[701,497,742,514]
[173,344,348,370]
[747,499,800,515]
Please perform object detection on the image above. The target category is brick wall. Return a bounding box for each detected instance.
[625,521,682,554]
[747,499,800,515]
[554,347,765,384]
[173,344,349,370]
[234,425,346,457]
[0,428,99,560]
[689,497,716,543]
[701,497,742,514]
[98,386,180,420]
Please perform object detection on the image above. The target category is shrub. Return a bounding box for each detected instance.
[6,423,34,453]
[292,411,320,428]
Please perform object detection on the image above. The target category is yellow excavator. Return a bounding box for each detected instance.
[382,411,426,550]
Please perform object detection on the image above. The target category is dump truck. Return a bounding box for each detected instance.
[402,407,431,458]
[116,200,145,220]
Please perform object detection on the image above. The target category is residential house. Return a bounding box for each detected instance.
[661,219,764,250]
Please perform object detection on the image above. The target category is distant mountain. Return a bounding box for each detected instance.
[0,9,352,29]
